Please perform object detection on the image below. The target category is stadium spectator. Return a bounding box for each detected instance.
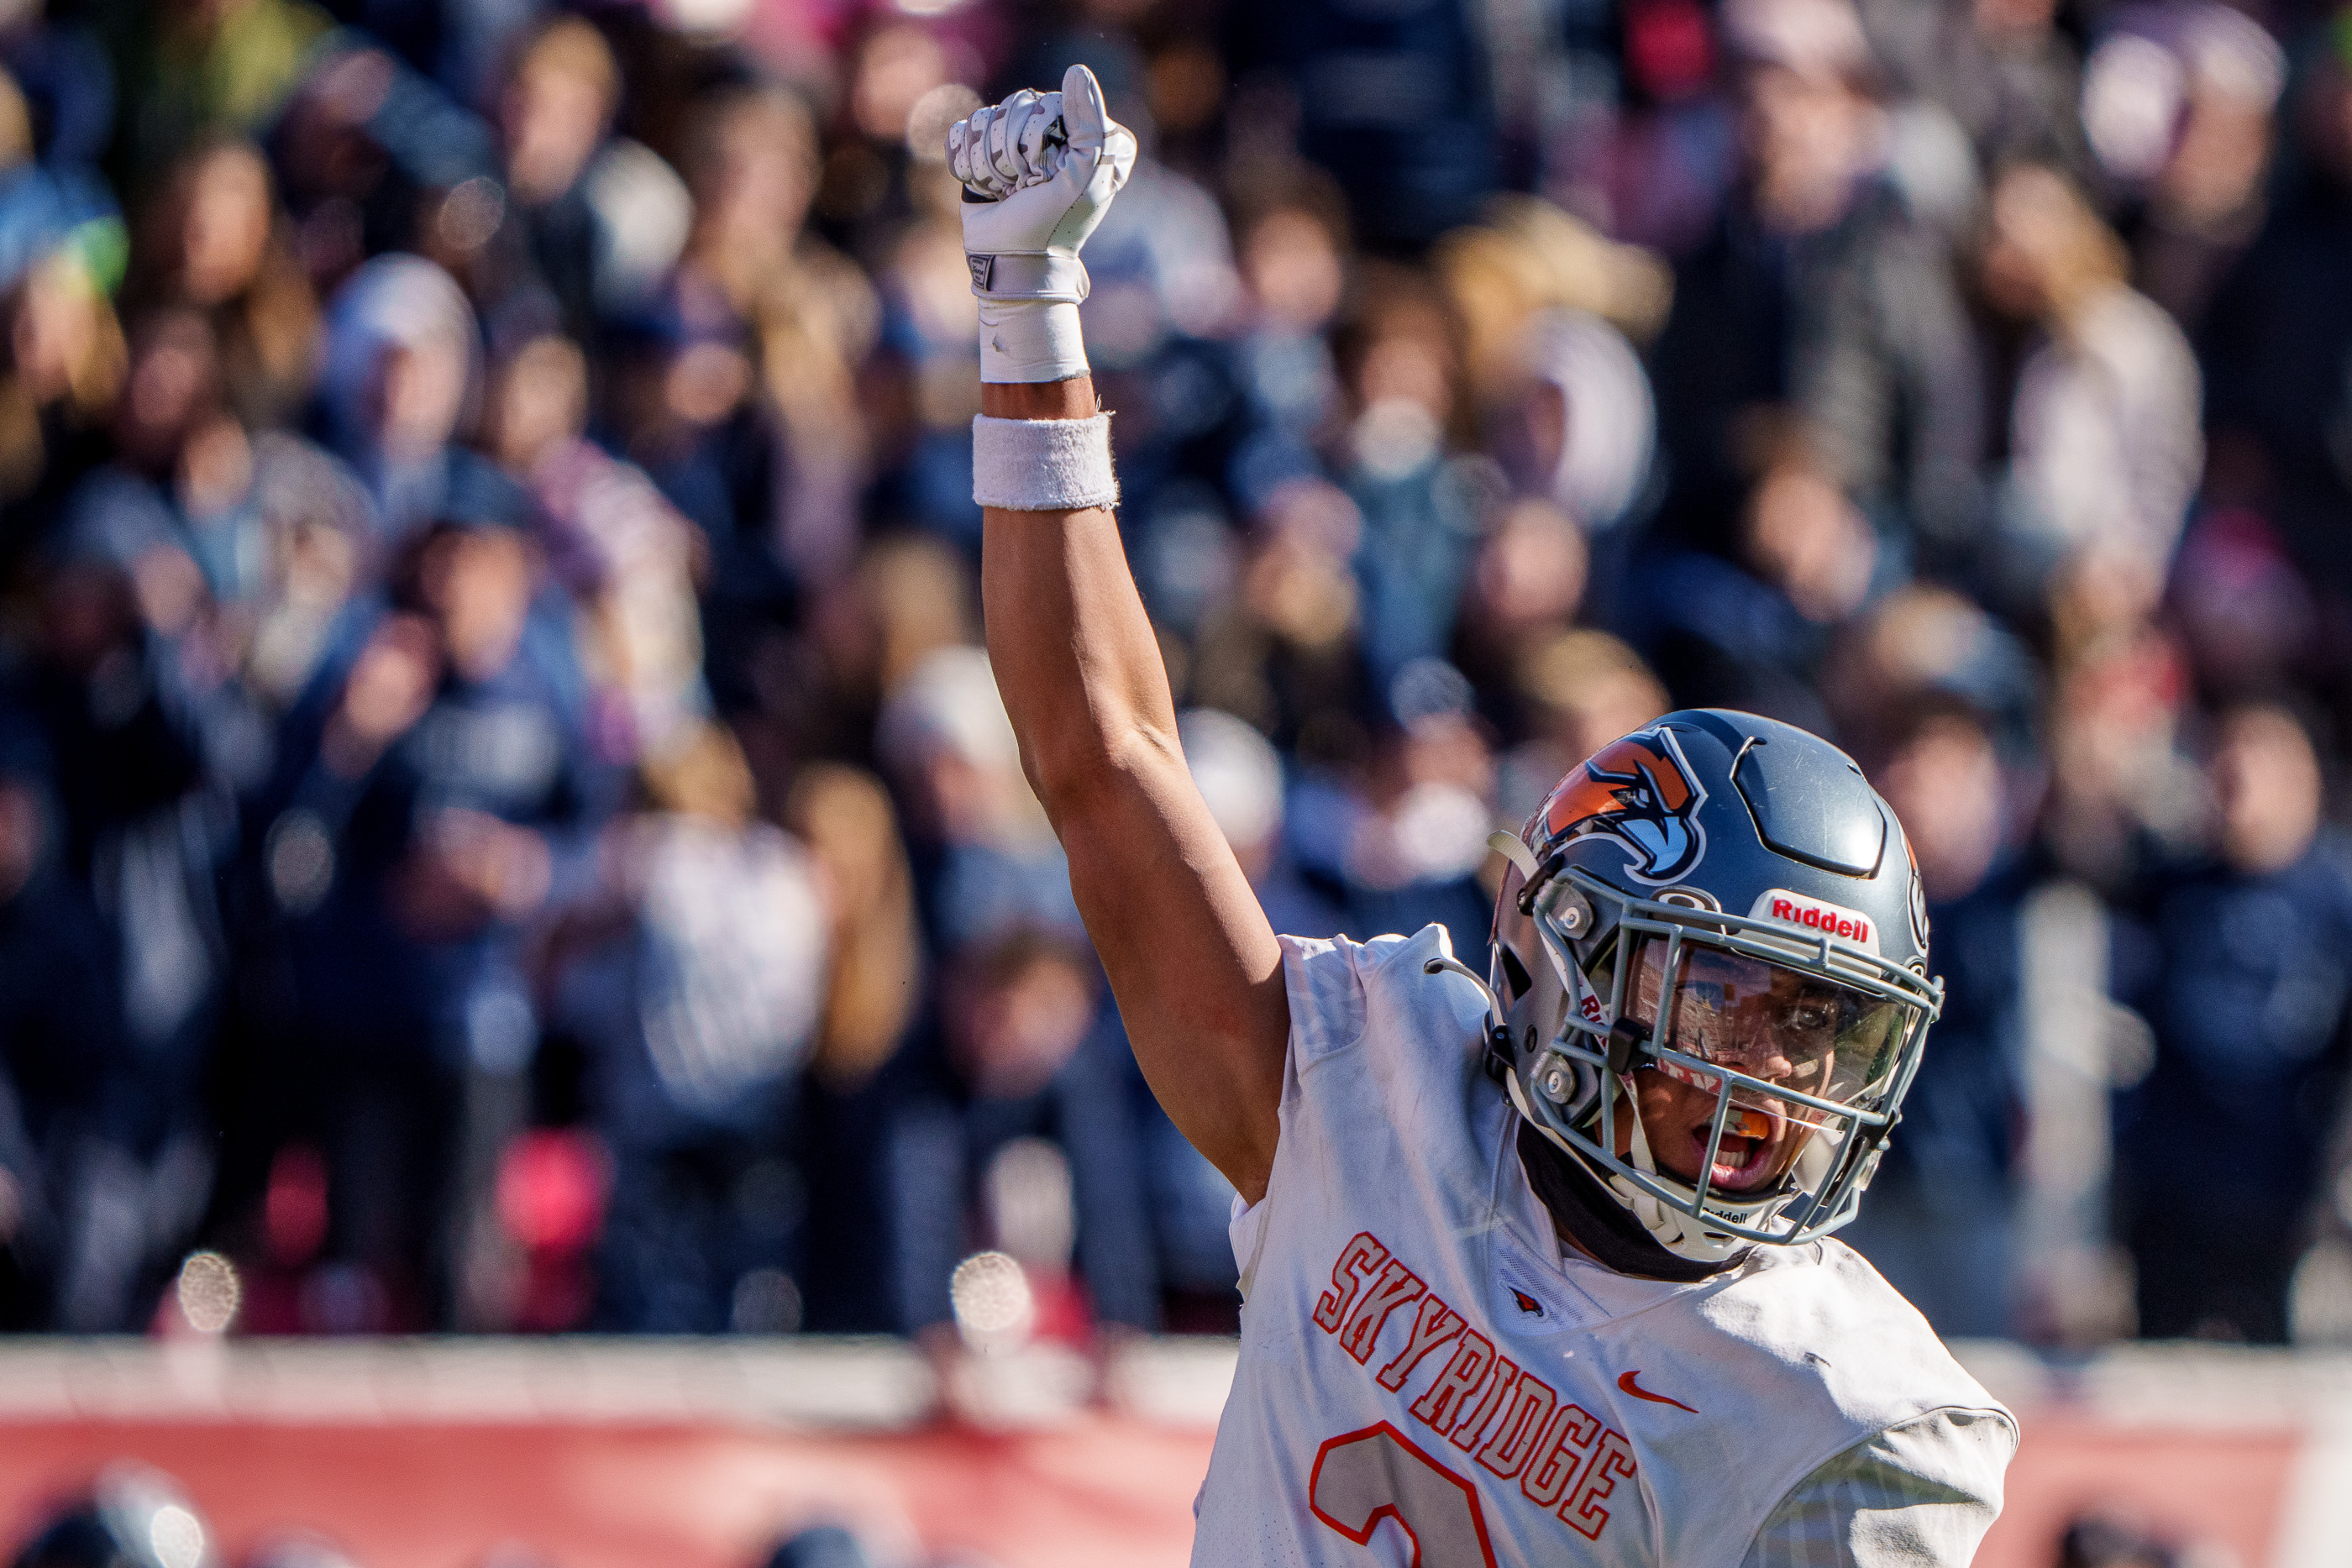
[543,722,829,1333]
[2113,704,2352,1341]
[2198,37,2352,596]
[129,139,320,430]
[1978,162,2202,632]
[1648,0,1985,571]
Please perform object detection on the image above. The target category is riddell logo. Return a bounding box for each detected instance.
[1749,890,1876,952]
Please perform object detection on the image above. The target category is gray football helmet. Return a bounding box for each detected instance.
[1484,710,1941,1260]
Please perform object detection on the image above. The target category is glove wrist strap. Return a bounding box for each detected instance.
[967,251,1090,304]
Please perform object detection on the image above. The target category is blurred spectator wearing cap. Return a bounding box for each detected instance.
[2112,704,2352,1341]
[539,723,827,1333]
[1649,0,1985,574]
[318,254,522,553]
[1978,161,2202,634]
[1845,704,2032,1337]
[2199,29,2352,598]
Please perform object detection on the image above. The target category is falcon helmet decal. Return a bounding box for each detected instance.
[1530,726,1710,885]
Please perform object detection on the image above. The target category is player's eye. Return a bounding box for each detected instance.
[1781,999,1836,1034]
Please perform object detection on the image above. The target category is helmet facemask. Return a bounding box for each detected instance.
[1499,863,1940,1260]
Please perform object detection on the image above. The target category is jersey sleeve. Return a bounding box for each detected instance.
[1223,931,1383,1296]
[1739,1406,2019,1568]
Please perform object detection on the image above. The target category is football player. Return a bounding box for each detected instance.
[951,67,2015,1567]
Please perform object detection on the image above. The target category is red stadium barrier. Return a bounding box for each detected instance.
[0,1340,2343,1567]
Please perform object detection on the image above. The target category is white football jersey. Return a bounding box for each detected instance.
[1191,926,2016,1568]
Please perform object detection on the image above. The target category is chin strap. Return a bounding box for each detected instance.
[1612,1082,1726,1259]
[1604,1072,1759,1264]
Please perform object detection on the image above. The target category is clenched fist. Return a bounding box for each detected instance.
[947,64,1135,381]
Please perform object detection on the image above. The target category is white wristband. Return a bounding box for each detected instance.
[972,413,1118,511]
[979,298,1088,384]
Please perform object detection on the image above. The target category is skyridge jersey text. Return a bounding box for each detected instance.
[1310,1230,1638,1542]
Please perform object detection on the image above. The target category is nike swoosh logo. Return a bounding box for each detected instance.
[1618,1370,1698,1413]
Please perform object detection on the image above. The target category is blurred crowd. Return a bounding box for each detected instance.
[0,1459,2245,1568]
[3,1461,978,1568]
[0,0,2346,1350]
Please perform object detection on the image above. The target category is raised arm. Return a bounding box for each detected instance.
[953,70,1288,1203]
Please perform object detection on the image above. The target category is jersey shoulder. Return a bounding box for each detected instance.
[1575,1240,2013,1565]
[1278,924,1481,1071]
[1694,1238,2013,1441]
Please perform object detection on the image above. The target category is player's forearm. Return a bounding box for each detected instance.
[978,379,1174,815]
[980,379,1096,422]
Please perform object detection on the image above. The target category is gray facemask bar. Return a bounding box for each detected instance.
[1522,865,1941,1246]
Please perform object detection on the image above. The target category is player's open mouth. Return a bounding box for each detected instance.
[1693,1108,1783,1192]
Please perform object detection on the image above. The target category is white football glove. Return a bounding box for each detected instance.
[947,64,1136,384]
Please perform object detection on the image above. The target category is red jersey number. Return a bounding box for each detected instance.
[1310,1423,1502,1568]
